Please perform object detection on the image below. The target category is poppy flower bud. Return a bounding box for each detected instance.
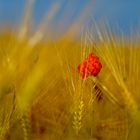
[77,53,102,78]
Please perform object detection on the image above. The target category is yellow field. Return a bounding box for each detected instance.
[0,30,140,140]
[0,1,140,140]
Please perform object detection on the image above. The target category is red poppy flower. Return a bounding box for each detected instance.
[77,53,102,78]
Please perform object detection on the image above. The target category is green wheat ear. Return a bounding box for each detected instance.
[21,112,32,140]
[0,88,15,140]
[73,100,84,135]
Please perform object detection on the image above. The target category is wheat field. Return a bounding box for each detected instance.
[0,1,140,140]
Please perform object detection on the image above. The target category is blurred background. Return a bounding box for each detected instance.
[0,0,140,35]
